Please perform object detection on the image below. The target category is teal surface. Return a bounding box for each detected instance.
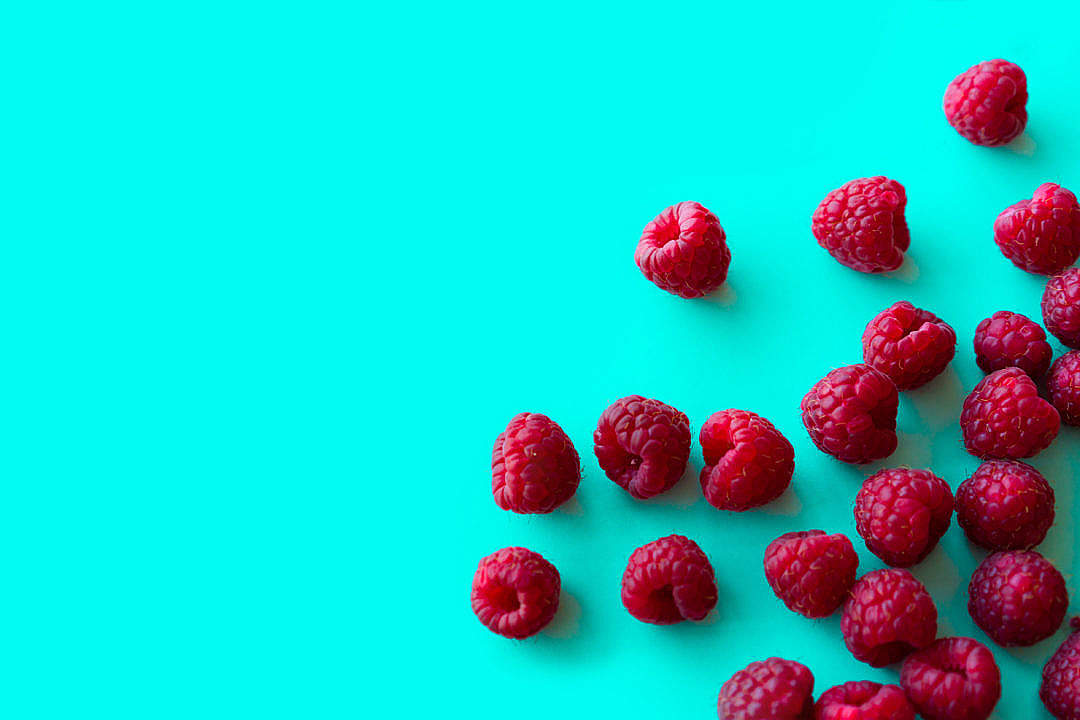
[7,1,1080,718]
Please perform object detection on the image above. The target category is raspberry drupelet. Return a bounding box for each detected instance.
[973,310,1053,379]
[968,550,1067,647]
[763,530,858,618]
[841,568,937,667]
[955,460,1054,551]
[1043,268,1080,348]
[813,681,915,720]
[862,301,956,390]
[854,468,954,568]
[471,547,561,639]
[699,409,794,511]
[635,201,731,298]
[621,535,717,624]
[943,59,1027,146]
[1042,618,1080,720]
[812,177,909,273]
[900,637,1001,720]
[492,412,580,513]
[1050,351,1080,426]
[801,364,899,464]
[717,657,815,720]
[960,367,1059,459]
[594,395,691,499]
[994,183,1080,275]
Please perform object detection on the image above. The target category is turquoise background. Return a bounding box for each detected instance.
[6,1,1080,717]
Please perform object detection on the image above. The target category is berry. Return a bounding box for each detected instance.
[943,59,1027,146]
[994,183,1080,275]
[1044,268,1080,348]
[854,468,954,568]
[862,301,956,390]
[621,535,717,624]
[1041,618,1080,720]
[813,682,915,720]
[968,550,1067,646]
[841,568,937,667]
[717,657,814,720]
[960,367,1060,459]
[801,364,899,464]
[812,177,909,273]
[700,409,794,511]
[973,310,1052,378]
[471,547,560,639]
[763,530,858,618]
[900,637,1001,720]
[1050,351,1080,425]
[492,412,580,513]
[635,201,731,298]
[594,395,691,499]
[955,460,1055,551]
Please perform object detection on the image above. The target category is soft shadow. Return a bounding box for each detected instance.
[557,494,584,517]
[1006,132,1037,157]
[700,280,738,308]
[905,367,964,430]
[762,484,803,517]
[865,431,933,472]
[885,255,920,284]
[543,589,582,639]
[651,458,703,508]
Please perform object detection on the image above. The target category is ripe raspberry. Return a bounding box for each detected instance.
[861,302,956,390]
[594,395,691,499]
[801,364,899,464]
[994,183,1080,275]
[621,534,717,624]
[900,637,1001,720]
[717,657,814,720]
[763,530,858,618]
[956,460,1055,551]
[968,550,1067,646]
[943,59,1027,146]
[1050,351,1080,426]
[635,201,731,298]
[841,568,937,667]
[1045,268,1080,348]
[812,177,909,273]
[854,468,954,568]
[700,409,794,511]
[960,367,1060,459]
[471,547,560,639]
[1041,618,1080,720]
[813,682,915,720]
[491,412,580,514]
[973,310,1053,378]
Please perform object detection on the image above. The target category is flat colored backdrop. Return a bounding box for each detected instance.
[6,1,1080,718]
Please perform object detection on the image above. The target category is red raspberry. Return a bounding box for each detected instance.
[854,468,954,568]
[635,201,731,298]
[900,637,1001,720]
[968,550,1067,646]
[471,546,560,639]
[700,409,794,511]
[960,367,1060,459]
[764,530,858,618]
[973,310,1053,378]
[1044,268,1080,348]
[813,681,915,720]
[955,460,1055,551]
[717,657,814,720]
[801,364,899,464]
[811,177,909,273]
[862,302,956,390]
[943,59,1027,146]
[1041,618,1080,720]
[1050,351,1080,425]
[491,412,580,514]
[841,568,937,667]
[594,395,691,499]
[621,534,717,624]
[994,183,1080,275]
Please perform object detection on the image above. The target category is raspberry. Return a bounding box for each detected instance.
[943,59,1027,146]
[1050,351,1080,425]
[960,367,1060,459]
[635,201,731,298]
[811,177,909,273]
[717,657,814,720]
[900,637,1001,720]
[854,468,954,568]
[1041,618,1080,720]
[621,534,717,624]
[813,682,915,720]
[491,412,580,514]
[968,550,1067,646]
[801,364,899,464]
[841,568,937,667]
[994,183,1080,275]
[700,409,794,511]
[973,310,1053,378]
[955,460,1055,551]
[861,302,956,390]
[764,530,858,618]
[594,395,691,499]
[1044,268,1080,348]
[471,547,560,639]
